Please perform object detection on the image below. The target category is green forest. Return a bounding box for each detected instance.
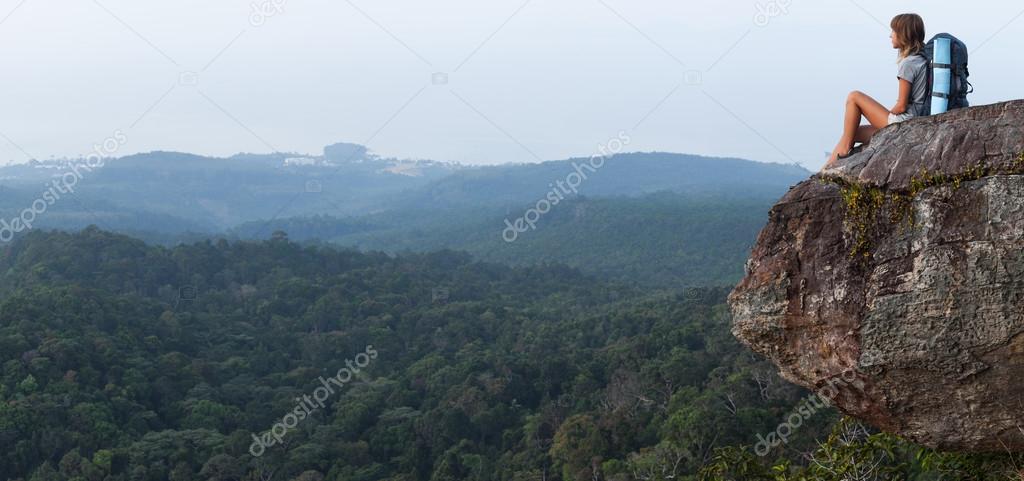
[230,192,778,288]
[0,228,1019,480]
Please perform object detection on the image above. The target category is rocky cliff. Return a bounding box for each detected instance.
[729,100,1024,452]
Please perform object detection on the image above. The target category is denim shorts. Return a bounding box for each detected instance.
[888,112,914,125]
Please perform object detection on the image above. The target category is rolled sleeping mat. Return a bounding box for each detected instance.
[931,37,952,115]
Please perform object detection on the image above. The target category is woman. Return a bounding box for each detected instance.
[825,13,930,168]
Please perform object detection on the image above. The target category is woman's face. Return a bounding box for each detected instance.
[890,30,900,49]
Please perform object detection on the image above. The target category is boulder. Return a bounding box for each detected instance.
[729,100,1024,451]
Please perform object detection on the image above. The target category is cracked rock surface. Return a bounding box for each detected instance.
[729,100,1024,452]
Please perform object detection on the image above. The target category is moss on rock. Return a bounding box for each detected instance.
[821,152,1024,259]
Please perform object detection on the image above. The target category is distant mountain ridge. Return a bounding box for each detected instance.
[400,152,807,209]
[0,142,809,287]
[0,143,807,233]
[0,143,461,230]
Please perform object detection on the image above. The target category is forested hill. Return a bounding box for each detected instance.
[0,228,817,481]
[231,192,777,288]
[1,228,1014,480]
[0,147,808,237]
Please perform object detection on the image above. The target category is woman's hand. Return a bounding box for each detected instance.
[891,78,913,114]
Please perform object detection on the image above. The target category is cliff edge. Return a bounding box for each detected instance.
[729,100,1024,452]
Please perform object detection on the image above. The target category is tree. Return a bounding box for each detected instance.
[200,454,244,481]
[550,415,608,481]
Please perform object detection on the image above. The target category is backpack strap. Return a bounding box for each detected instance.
[921,52,934,113]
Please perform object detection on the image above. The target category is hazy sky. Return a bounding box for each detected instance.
[0,0,1020,169]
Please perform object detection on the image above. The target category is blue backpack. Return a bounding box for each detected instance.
[919,33,972,113]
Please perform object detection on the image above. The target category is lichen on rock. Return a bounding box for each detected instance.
[730,100,1024,452]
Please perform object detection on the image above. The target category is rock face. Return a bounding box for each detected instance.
[729,100,1024,452]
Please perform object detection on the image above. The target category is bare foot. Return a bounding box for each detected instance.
[825,150,842,169]
[825,143,854,169]
[825,153,838,168]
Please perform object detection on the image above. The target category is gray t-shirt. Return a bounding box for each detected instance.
[898,55,930,117]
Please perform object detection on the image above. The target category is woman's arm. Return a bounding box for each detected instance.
[891,78,913,114]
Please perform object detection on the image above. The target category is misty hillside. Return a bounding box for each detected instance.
[398,152,808,209]
[231,191,778,288]
[0,143,806,288]
[0,144,807,235]
[0,143,459,231]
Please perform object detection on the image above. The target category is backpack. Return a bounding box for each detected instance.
[919,33,972,114]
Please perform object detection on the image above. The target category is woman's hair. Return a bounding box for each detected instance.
[891,13,926,59]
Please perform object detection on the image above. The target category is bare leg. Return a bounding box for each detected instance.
[855,125,879,145]
[826,91,891,168]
